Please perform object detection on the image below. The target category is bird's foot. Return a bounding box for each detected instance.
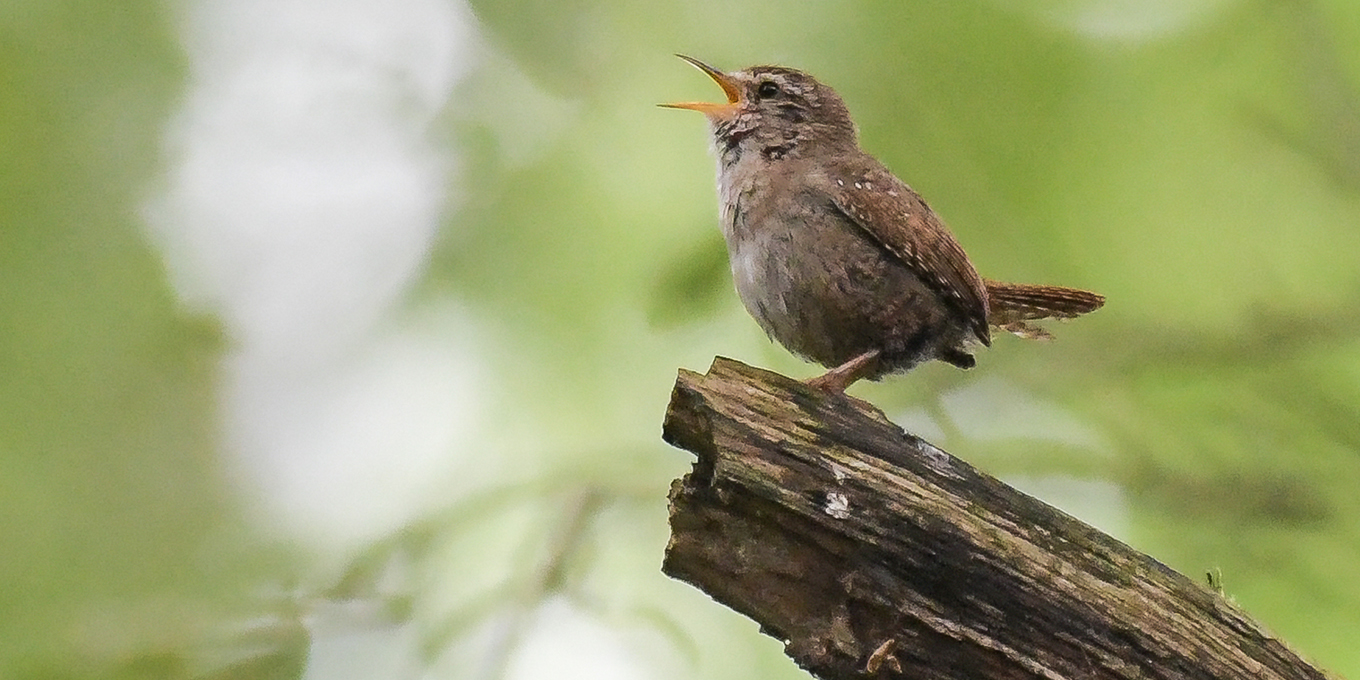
[805,349,881,393]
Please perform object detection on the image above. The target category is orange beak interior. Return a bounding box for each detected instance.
[659,55,742,117]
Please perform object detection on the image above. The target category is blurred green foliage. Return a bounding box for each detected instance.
[3,0,1360,678]
[0,0,263,675]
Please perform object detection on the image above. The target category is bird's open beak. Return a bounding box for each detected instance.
[659,55,742,118]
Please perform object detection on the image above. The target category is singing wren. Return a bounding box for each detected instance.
[662,56,1104,392]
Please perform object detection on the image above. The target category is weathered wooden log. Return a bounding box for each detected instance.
[660,357,1335,680]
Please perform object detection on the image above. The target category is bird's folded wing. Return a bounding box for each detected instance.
[829,165,991,346]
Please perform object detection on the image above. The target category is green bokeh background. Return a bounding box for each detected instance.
[3,0,1358,677]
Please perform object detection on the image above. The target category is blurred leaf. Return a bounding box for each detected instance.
[197,640,308,680]
[647,234,730,328]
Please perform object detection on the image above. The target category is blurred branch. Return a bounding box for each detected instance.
[659,357,1335,680]
[479,489,600,680]
[1103,301,1360,450]
[1115,302,1360,370]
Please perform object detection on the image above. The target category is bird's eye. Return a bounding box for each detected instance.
[756,81,780,99]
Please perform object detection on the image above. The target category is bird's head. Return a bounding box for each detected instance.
[661,55,858,162]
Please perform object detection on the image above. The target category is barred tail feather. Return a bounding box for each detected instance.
[984,280,1105,339]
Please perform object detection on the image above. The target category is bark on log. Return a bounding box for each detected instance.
[660,357,1335,680]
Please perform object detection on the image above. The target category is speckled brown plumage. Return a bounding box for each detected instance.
[663,57,1104,391]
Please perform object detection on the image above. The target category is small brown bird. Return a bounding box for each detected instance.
[662,56,1104,392]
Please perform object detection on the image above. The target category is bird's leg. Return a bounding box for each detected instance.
[806,349,881,393]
